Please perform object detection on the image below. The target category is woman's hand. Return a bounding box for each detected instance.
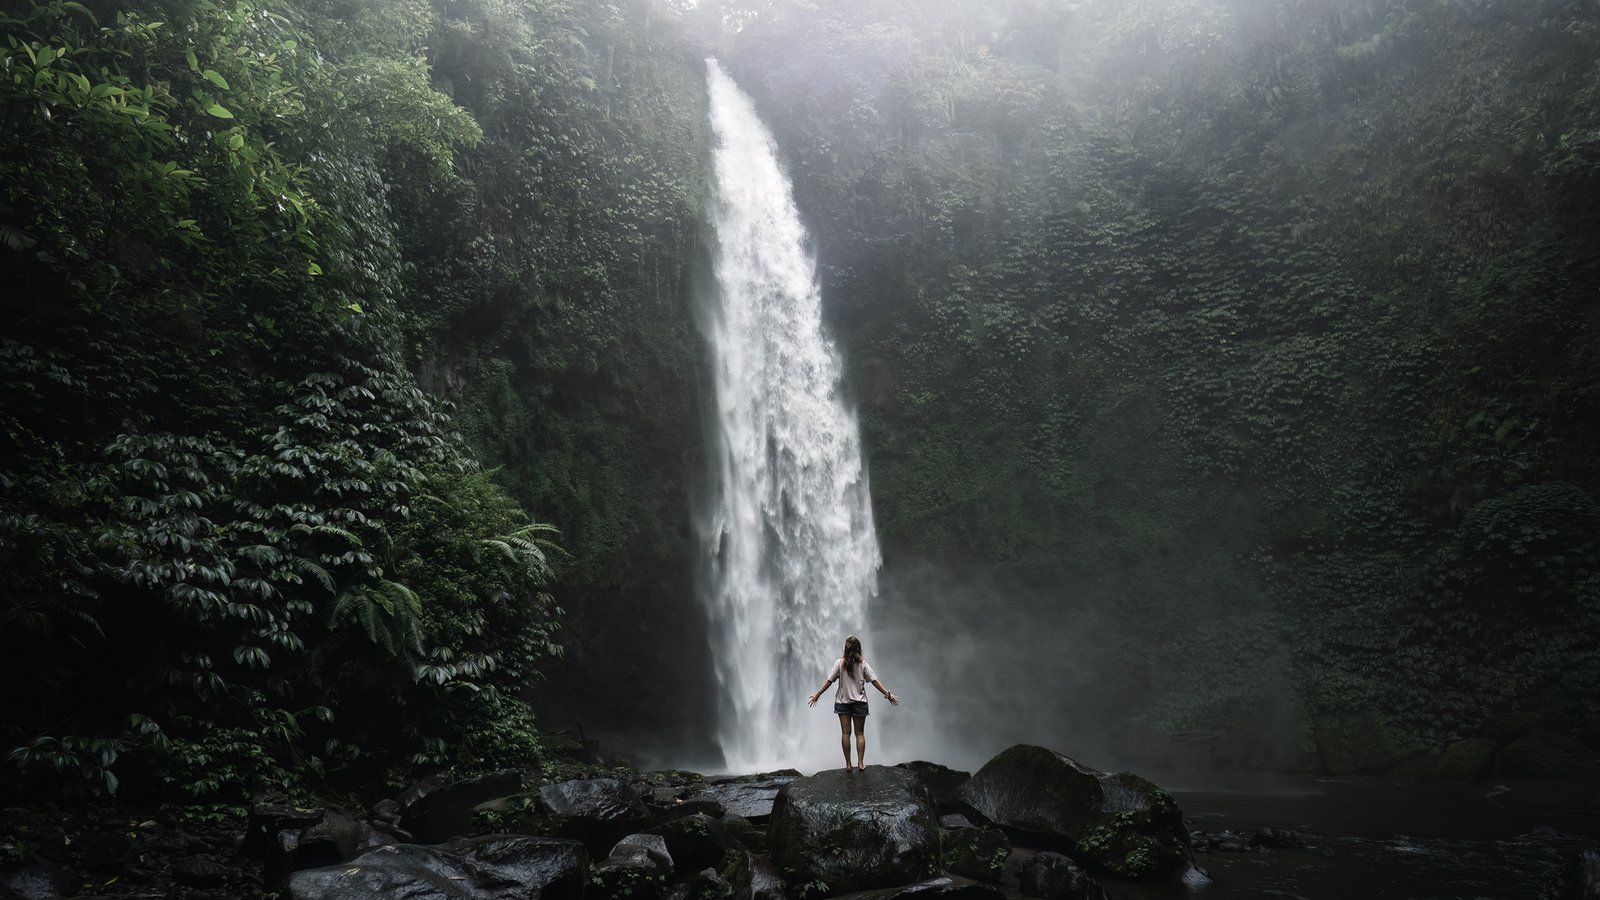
[887,691,899,706]
[808,692,819,707]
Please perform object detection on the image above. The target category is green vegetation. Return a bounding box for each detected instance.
[723,0,1600,763]
[0,0,704,807]
[3,0,1598,820]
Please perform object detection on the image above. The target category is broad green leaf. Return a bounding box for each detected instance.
[206,103,233,119]
[202,69,229,90]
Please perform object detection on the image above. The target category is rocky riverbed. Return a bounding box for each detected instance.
[3,745,1597,900]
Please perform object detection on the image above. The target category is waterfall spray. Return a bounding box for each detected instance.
[697,59,882,773]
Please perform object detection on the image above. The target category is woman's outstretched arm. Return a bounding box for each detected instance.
[871,678,900,705]
[808,675,835,707]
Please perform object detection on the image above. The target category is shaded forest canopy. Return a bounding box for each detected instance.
[2,0,1598,810]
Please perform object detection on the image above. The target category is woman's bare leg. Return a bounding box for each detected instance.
[853,716,867,770]
[838,714,852,770]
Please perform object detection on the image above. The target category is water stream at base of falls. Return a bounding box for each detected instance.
[696,59,882,774]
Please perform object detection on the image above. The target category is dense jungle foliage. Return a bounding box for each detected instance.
[0,0,707,807]
[2,0,1598,813]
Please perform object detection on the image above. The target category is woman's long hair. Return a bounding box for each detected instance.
[843,636,864,679]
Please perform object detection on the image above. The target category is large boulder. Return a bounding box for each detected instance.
[242,798,398,885]
[1541,849,1600,900]
[285,834,586,900]
[939,823,1010,882]
[403,769,525,843]
[769,766,941,897]
[720,850,788,900]
[647,813,744,872]
[956,745,1189,880]
[1020,852,1108,900]
[535,777,657,855]
[592,834,674,900]
[0,863,77,900]
[896,762,972,812]
[692,772,801,823]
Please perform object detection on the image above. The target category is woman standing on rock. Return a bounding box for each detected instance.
[808,635,899,771]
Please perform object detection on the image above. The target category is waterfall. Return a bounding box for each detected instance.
[697,59,882,773]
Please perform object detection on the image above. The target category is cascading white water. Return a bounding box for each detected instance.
[698,59,882,773]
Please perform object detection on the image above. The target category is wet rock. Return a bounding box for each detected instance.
[749,854,787,900]
[674,797,729,819]
[593,834,672,900]
[956,745,1099,838]
[244,805,397,884]
[693,772,800,823]
[403,769,525,843]
[536,777,656,856]
[719,812,766,853]
[1250,827,1304,849]
[955,744,1189,879]
[397,773,452,809]
[830,876,1004,900]
[611,834,675,871]
[1498,733,1596,779]
[243,794,324,857]
[897,762,972,812]
[369,798,403,826]
[939,815,974,830]
[1019,852,1108,900]
[297,809,397,869]
[939,823,1010,882]
[692,867,729,900]
[1207,831,1253,852]
[721,851,788,900]
[1181,863,1213,886]
[1540,849,1600,900]
[172,858,230,888]
[648,813,743,871]
[286,834,586,900]
[0,862,77,899]
[769,766,940,897]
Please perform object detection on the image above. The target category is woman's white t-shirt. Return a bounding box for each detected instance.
[830,657,876,703]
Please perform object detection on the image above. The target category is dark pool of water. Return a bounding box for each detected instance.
[1083,771,1600,900]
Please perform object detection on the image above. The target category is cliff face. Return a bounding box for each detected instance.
[704,0,1600,768]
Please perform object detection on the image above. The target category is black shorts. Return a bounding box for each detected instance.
[834,701,869,717]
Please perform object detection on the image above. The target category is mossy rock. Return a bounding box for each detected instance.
[590,861,667,900]
[647,813,742,872]
[938,825,1010,882]
[1071,811,1183,880]
[955,746,1189,880]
